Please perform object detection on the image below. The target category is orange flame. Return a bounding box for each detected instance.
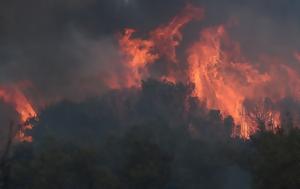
[186,24,300,137]
[187,25,267,137]
[116,4,204,88]
[0,86,37,142]
[112,5,300,138]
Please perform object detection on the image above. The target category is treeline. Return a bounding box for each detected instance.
[0,80,300,189]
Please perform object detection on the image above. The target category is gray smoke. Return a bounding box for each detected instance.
[0,0,300,104]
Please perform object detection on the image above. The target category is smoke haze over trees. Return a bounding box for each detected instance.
[1,0,300,103]
[0,1,300,188]
[0,80,298,188]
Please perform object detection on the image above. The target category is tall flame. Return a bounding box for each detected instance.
[117,4,204,88]
[186,25,271,137]
[1,5,299,140]
[114,4,300,138]
[187,25,300,137]
[0,86,37,142]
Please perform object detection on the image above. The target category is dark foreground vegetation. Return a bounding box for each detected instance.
[1,80,300,189]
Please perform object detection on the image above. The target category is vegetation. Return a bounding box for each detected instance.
[0,80,300,189]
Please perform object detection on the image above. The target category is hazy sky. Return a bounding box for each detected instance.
[0,0,300,104]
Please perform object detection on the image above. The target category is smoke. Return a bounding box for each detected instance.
[0,0,188,107]
[0,1,299,188]
[23,79,251,189]
[0,0,300,107]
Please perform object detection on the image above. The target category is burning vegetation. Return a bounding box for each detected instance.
[0,86,37,142]
[0,4,299,142]
[110,4,300,138]
[0,2,300,189]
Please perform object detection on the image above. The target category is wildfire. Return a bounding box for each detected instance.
[186,25,277,137]
[1,5,298,140]
[113,4,300,138]
[117,4,204,88]
[0,86,37,142]
[186,24,300,137]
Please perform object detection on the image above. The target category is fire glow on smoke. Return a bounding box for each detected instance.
[0,85,37,142]
[111,5,300,138]
[1,4,300,140]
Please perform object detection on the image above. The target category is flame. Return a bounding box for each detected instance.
[186,25,270,137]
[113,5,300,138]
[0,86,37,142]
[1,5,299,140]
[118,28,159,87]
[116,4,204,88]
[186,25,300,137]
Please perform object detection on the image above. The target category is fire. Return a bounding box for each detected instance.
[186,24,300,137]
[186,25,275,137]
[1,5,298,140]
[117,4,204,88]
[0,85,37,142]
[114,4,300,138]
[118,28,159,87]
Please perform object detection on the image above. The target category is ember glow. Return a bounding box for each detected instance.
[0,86,37,142]
[113,5,300,138]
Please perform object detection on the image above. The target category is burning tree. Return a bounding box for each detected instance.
[243,98,280,133]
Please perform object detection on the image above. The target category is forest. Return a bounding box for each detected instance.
[0,80,299,189]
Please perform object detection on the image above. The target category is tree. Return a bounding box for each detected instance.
[250,130,300,189]
[118,126,172,189]
[0,122,16,189]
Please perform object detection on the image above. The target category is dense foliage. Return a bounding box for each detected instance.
[1,80,299,189]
